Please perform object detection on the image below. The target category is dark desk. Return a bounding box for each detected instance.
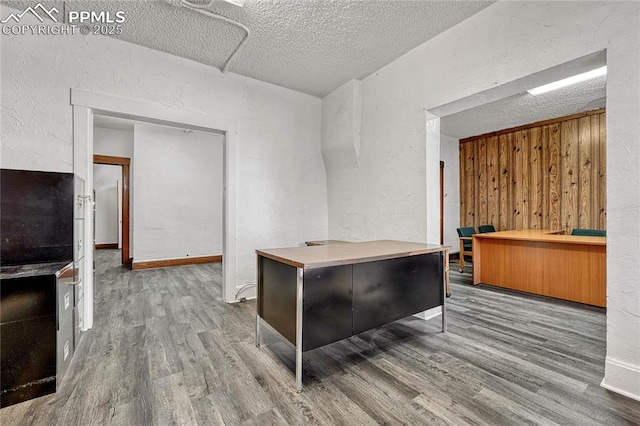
[256,240,449,391]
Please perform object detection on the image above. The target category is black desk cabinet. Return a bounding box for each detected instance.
[0,263,76,407]
[0,169,78,407]
[256,240,449,392]
[0,274,57,406]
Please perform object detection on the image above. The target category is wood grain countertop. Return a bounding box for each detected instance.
[473,229,606,246]
[256,240,450,269]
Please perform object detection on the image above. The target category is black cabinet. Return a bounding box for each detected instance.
[0,265,65,407]
[353,254,442,334]
[302,265,353,351]
[0,169,76,407]
[0,169,73,265]
[258,252,443,351]
[0,263,77,407]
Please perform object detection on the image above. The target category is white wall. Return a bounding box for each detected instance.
[1,12,327,298]
[94,126,134,159]
[93,164,120,245]
[93,126,134,252]
[321,79,364,240]
[133,123,223,262]
[440,134,460,252]
[322,1,640,400]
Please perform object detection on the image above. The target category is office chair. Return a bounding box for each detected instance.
[478,224,496,233]
[571,228,606,237]
[456,226,476,273]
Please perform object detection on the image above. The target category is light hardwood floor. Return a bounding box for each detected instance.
[1,250,639,425]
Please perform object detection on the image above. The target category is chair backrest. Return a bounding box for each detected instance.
[457,227,476,238]
[478,224,496,233]
[571,228,606,237]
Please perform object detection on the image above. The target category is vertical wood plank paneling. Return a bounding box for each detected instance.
[473,140,480,229]
[541,125,550,229]
[578,116,592,228]
[590,115,600,229]
[521,130,530,230]
[529,127,543,229]
[599,113,607,229]
[458,110,605,236]
[512,131,523,229]
[498,134,510,231]
[548,123,562,231]
[477,138,488,228]
[459,143,466,227]
[464,142,475,227]
[487,136,499,227]
[561,119,579,233]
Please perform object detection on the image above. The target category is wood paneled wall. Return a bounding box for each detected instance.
[459,109,606,235]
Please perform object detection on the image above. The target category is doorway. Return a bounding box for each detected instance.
[72,89,238,331]
[93,155,131,266]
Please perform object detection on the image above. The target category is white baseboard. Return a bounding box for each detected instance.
[414,306,442,321]
[601,356,640,402]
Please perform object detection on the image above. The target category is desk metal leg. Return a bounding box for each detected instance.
[256,315,261,347]
[256,256,262,347]
[295,267,303,392]
[442,251,447,333]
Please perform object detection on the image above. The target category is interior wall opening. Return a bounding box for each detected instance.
[427,49,608,378]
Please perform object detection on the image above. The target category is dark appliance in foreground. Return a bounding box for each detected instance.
[1,169,74,265]
[0,169,78,408]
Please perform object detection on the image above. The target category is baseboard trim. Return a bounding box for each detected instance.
[414,306,442,321]
[132,255,222,270]
[601,356,640,401]
[96,243,118,250]
[449,252,460,261]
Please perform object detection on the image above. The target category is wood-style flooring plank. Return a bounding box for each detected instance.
[1,251,639,426]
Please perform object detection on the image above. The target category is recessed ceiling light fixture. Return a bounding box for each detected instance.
[527,66,607,96]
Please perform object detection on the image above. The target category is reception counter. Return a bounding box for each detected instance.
[256,240,449,391]
[473,230,606,307]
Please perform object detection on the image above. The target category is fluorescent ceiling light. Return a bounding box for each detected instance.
[223,0,245,6]
[527,66,607,96]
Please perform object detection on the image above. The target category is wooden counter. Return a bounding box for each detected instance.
[256,240,450,391]
[473,230,606,307]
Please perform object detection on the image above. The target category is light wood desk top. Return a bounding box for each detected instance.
[473,229,606,246]
[304,240,349,246]
[257,240,450,270]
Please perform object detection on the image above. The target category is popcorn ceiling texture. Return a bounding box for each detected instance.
[3,0,495,97]
[441,76,606,140]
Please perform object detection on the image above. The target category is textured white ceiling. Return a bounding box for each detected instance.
[3,0,494,97]
[440,76,606,140]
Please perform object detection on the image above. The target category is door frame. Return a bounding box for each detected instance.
[93,155,131,266]
[72,89,238,331]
